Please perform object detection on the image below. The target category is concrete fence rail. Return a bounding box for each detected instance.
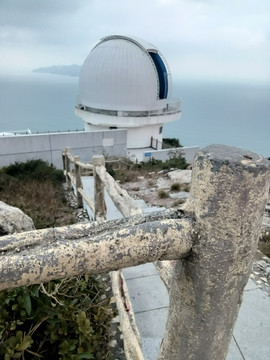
[0,210,193,290]
[1,144,269,360]
[62,148,143,220]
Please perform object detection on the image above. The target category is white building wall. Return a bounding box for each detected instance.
[127,125,162,148]
[143,146,200,165]
[0,130,127,169]
[76,107,180,128]
[0,129,198,168]
[84,122,163,149]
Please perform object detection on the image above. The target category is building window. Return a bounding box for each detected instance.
[109,126,117,129]
[159,126,163,134]
[149,52,168,99]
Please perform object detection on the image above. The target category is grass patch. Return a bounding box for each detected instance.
[158,190,169,199]
[3,159,64,183]
[106,152,189,184]
[173,199,186,207]
[0,160,75,229]
[170,183,181,192]
[170,183,190,193]
[180,184,190,192]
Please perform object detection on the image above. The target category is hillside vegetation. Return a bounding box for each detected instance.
[0,160,114,360]
[0,159,75,229]
[106,148,188,183]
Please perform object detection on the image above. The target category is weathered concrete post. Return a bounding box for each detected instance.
[62,149,66,174]
[74,156,83,208]
[159,145,270,360]
[64,147,71,189]
[93,155,106,221]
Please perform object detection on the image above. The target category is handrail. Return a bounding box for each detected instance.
[95,160,143,218]
[62,148,141,220]
[76,98,181,118]
[1,145,270,360]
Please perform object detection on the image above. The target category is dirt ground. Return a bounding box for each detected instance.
[121,170,190,209]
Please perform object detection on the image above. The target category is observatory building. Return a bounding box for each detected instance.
[76,35,181,161]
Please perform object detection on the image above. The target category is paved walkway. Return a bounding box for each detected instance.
[123,263,270,360]
[82,176,270,360]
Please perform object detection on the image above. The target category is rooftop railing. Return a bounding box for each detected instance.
[76,98,181,118]
[0,129,32,136]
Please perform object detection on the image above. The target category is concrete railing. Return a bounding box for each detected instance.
[62,147,142,220]
[1,145,270,360]
[76,98,181,118]
[62,147,94,211]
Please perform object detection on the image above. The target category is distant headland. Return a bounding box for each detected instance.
[32,64,81,77]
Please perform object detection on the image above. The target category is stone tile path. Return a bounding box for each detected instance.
[123,263,270,360]
[82,176,270,359]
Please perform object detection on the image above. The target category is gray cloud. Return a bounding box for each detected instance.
[0,0,269,83]
[0,0,86,27]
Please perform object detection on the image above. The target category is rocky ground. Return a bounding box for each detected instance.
[121,169,192,209]
[251,252,270,295]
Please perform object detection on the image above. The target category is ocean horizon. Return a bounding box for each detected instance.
[0,72,269,157]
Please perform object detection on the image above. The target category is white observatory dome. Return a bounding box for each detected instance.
[78,35,173,112]
[76,35,181,161]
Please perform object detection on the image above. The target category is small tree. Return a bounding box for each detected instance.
[163,138,182,148]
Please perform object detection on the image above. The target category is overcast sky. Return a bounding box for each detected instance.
[1,0,269,83]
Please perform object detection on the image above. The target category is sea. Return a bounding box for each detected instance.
[0,72,269,158]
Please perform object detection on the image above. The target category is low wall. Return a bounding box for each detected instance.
[0,130,127,169]
[143,146,200,165]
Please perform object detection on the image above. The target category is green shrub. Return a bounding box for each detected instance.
[170,183,181,192]
[138,152,188,172]
[107,155,188,183]
[107,167,115,178]
[0,160,114,359]
[162,138,182,148]
[158,190,169,199]
[0,276,114,360]
[161,150,188,170]
[0,171,17,192]
[4,159,64,184]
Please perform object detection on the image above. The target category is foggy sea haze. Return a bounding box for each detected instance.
[0,73,269,158]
